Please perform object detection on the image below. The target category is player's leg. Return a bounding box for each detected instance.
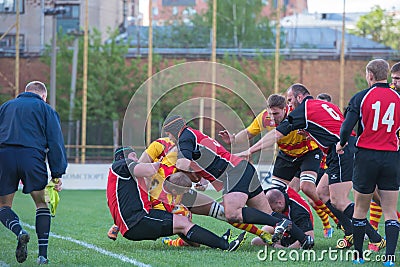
[0,147,31,263]
[288,177,300,192]
[376,151,400,264]
[21,148,50,264]
[30,189,51,264]
[379,190,399,264]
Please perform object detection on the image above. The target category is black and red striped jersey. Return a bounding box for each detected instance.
[276,96,345,150]
[178,127,243,182]
[106,159,151,236]
[341,83,400,151]
[283,187,314,232]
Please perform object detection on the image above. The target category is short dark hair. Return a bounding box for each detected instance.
[316,93,332,102]
[391,62,400,74]
[163,115,187,138]
[288,83,310,98]
[25,81,47,95]
[366,59,389,81]
[114,146,135,162]
[267,94,286,109]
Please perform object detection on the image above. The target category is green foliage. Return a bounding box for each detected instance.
[350,6,400,50]
[353,72,368,93]
[218,53,295,126]
[42,29,148,122]
[192,0,275,48]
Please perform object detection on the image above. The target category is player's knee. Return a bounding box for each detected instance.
[224,209,243,223]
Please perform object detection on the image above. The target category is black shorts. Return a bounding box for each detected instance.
[326,136,355,185]
[353,149,400,194]
[123,209,174,241]
[272,149,322,182]
[0,146,48,196]
[223,161,263,199]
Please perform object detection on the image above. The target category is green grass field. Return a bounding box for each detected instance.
[0,190,396,266]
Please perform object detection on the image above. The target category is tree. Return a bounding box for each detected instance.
[350,6,400,50]
[42,29,148,122]
[191,0,275,49]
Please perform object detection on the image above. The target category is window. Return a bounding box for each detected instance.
[56,4,80,33]
[0,0,24,13]
[172,6,178,15]
[152,7,158,16]
[0,34,24,53]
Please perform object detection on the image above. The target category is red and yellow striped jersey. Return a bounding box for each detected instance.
[246,109,319,157]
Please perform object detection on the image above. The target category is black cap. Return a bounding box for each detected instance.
[163,115,186,138]
[114,146,135,162]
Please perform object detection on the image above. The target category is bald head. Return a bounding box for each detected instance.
[25,81,47,101]
[265,189,285,213]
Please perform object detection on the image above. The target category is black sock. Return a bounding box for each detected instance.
[352,218,367,257]
[0,206,22,237]
[325,200,353,235]
[288,223,307,243]
[185,225,229,250]
[365,222,382,243]
[385,220,399,259]
[343,203,354,219]
[343,203,381,242]
[242,207,280,226]
[36,208,51,258]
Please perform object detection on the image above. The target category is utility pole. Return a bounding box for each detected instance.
[44,6,66,109]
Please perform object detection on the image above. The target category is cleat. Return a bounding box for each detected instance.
[107,225,119,241]
[260,232,273,245]
[383,261,395,266]
[272,219,292,243]
[162,237,172,245]
[301,235,314,249]
[353,258,365,264]
[222,229,232,241]
[324,228,334,238]
[336,234,353,249]
[161,237,186,247]
[368,238,386,252]
[227,231,247,252]
[37,256,49,265]
[16,230,30,263]
[337,223,345,233]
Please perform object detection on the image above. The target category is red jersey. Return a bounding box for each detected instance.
[106,160,151,236]
[178,127,243,182]
[357,86,400,151]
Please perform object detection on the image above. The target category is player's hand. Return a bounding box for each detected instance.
[234,149,251,160]
[51,178,62,192]
[218,130,234,144]
[335,142,347,154]
[194,183,207,191]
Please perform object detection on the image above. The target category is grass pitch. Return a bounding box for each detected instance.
[0,190,396,266]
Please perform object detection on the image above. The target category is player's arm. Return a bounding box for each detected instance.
[235,129,283,158]
[139,151,153,163]
[131,161,161,177]
[337,95,361,152]
[218,129,255,145]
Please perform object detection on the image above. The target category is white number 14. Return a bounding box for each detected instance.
[371,101,395,132]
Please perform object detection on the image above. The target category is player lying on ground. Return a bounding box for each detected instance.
[251,187,314,249]
[106,146,246,251]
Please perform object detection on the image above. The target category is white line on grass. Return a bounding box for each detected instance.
[0,261,10,267]
[21,222,151,267]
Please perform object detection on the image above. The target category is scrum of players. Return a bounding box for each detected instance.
[106,60,400,264]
